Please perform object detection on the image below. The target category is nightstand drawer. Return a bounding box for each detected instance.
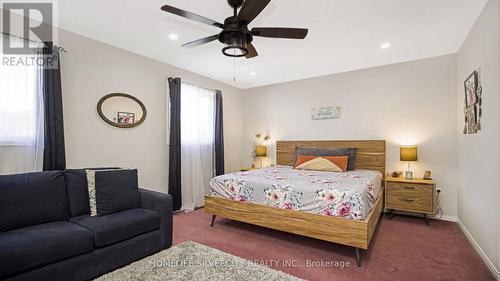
[386,193,431,213]
[386,182,433,194]
[386,182,433,213]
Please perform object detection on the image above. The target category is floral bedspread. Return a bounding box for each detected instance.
[209,166,382,220]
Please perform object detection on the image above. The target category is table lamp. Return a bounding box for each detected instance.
[255,146,267,168]
[400,146,417,180]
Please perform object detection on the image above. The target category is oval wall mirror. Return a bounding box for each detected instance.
[97,93,147,128]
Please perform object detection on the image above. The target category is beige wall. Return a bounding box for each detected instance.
[456,0,500,275]
[59,29,244,193]
[242,55,459,220]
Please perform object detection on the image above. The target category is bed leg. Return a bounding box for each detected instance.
[210,215,216,227]
[355,248,362,267]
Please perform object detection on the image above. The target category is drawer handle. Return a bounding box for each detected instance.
[404,186,415,190]
[403,199,415,202]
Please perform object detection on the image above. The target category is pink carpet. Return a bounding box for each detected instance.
[173,209,495,281]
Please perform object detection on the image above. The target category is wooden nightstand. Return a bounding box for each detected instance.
[385,177,437,225]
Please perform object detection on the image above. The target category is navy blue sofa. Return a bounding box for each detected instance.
[0,170,173,281]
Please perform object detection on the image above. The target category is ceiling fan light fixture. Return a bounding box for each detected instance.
[161,0,308,60]
[221,33,248,57]
[222,45,248,57]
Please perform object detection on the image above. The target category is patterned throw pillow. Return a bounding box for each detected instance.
[294,155,348,172]
[85,170,99,216]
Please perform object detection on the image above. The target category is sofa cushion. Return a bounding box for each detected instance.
[64,169,91,217]
[0,171,69,232]
[0,221,94,278]
[64,168,122,217]
[71,208,160,248]
[93,169,140,215]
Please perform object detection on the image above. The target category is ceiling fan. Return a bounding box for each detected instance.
[161,0,308,59]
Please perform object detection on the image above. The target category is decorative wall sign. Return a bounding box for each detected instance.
[463,70,482,134]
[311,106,341,120]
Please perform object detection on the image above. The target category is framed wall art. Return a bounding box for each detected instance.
[117,112,136,125]
[312,106,341,120]
[463,70,482,134]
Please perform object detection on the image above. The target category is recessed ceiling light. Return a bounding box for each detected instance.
[169,33,179,41]
[380,43,391,49]
[250,72,257,76]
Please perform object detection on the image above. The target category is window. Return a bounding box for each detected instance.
[180,82,216,211]
[0,54,41,145]
[180,82,215,145]
[0,35,45,174]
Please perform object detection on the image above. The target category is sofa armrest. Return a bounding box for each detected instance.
[139,189,173,249]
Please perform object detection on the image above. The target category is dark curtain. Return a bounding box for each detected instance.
[214,91,225,176]
[168,77,182,211]
[43,44,66,171]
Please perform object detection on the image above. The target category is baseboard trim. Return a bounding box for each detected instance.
[457,218,500,280]
[430,215,457,222]
[383,209,457,222]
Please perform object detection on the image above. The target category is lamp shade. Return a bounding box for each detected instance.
[255,146,267,157]
[400,146,417,161]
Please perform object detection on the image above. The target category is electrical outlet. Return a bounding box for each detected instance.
[437,187,442,194]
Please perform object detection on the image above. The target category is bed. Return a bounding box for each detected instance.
[204,140,386,266]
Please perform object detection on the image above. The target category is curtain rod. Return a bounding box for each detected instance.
[1,31,68,53]
[174,79,220,93]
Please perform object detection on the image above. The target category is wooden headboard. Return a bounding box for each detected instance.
[276,140,386,176]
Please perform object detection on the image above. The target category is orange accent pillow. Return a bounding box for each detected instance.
[294,155,349,172]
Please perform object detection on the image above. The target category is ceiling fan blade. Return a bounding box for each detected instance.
[252,27,308,39]
[182,35,219,48]
[237,0,271,25]
[245,43,258,59]
[161,5,223,28]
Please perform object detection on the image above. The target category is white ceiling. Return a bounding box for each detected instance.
[57,0,487,89]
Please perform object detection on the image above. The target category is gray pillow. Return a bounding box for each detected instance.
[86,169,139,216]
[295,147,357,171]
[65,167,122,217]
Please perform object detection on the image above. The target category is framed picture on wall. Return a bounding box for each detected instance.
[117,112,135,125]
[311,106,341,120]
[463,70,482,134]
[464,71,478,107]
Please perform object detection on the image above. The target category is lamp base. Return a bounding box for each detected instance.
[254,157,264,169]
[405,171,414,180]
